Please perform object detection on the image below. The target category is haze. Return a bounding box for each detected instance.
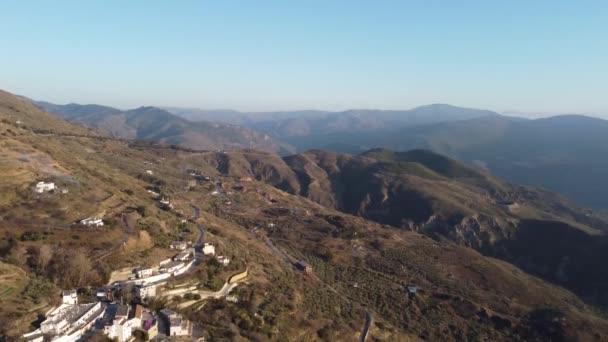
[1,1,607,116]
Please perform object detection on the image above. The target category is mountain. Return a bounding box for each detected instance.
[33,101,295,154]
[3,88,608,340]
[356,115,608,209]
[165,104,499,138]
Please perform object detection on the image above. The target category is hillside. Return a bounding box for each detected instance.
[2,89,608,341]
[33,101,295,154]
[194,148,608,310]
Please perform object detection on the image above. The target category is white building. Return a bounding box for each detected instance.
[135,267,153,278]
[216,255,230,266]
[104,317,133,342]
[35,181,55,193]
[202,243,215,256]
[159,261,184,274]
[62,290,78,305]
[136,284,157,299]
[79,218,104,227]
[39,301,104,339]
[173,248,194,261]
[169,241,188,250]
[146,170,154,175]
[160,309,191,337]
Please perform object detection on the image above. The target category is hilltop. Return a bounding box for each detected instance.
[1,89,608,341]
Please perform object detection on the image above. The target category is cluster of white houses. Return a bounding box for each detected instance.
[24,291,192,342]
[35,181,55,193]
[103,304,173,342]
[23,238,227,341]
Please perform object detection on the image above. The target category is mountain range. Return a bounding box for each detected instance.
[2,88,608,340]
[35,99,608,209]
[34,101,294,154]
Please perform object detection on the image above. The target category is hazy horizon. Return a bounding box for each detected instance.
[26,94,608,120]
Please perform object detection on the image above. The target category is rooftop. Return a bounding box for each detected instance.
[116,304,129,318]
[161,261,184,269]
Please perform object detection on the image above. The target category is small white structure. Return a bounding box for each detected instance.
[173,248,194,262]
[202,243,215,256]
[160,309,191,337]
[216,255,230,266]
[80,218,104,227]
[159,197,171,205]
[147,189,160,197]
[136,284,157,299]
[159,261,184,274]
[35,181,55,193]
[62,290,78,305]
[169,241,188,250]
[146,170,154,175]
[135,267,153,278]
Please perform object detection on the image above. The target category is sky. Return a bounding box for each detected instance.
[1,1,607,116]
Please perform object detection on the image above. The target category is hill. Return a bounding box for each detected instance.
[33,101,295,154]
[2,89,608,341]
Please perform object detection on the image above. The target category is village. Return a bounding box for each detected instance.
[21,163,312,342]
[21,235,244,342]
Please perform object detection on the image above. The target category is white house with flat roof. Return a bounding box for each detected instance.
[35,181,55,193]
[135,267,153,278]
[159,261,184,274]
[159,309,191,337]
[169,241,188,250]
[136,284,157,299]
[202,243,215,256]
[216,255,230,266]
[173,248,194,261]
[62,290,77,305]
[80,218,104,227]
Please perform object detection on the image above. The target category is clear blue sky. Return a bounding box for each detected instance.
[1,1,606,115]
